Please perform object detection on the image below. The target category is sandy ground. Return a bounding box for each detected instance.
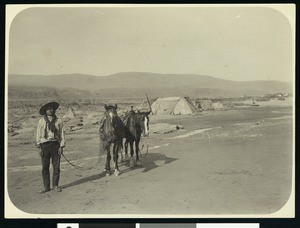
[6,105,293,216]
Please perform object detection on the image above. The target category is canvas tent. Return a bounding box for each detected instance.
[212,101,224,109]
[62,107,77,120]
[151,97,200,115]
[194,99,215,111]
[62,107,83,131]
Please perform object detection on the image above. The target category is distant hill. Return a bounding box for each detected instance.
[8,72,292,100]
[8,86,61,100]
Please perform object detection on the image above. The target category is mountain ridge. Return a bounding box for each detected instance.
[8,72,292,100]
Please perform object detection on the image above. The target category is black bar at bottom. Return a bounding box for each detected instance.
[80,224,135,228]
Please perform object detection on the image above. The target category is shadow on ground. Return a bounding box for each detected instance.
[61,172,106,189]
[61,153,177,189]
[60,160,143,189]
[140,152,178,173]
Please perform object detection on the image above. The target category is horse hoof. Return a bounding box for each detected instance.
[105,171,111,177]
[125,154,129,160]
[136,160,142,166]
[114,170,121,176]
[130,158,135,168]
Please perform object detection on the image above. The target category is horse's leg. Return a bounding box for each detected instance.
[124,139,129,161]
[120,139,124,162]
[135,135,142,166]
[130,141,134,157]
[113,142,118,169]
[99,139,105,172]
[112,143,117,173]
[105,143,111,176]
[129,140,135,167]
[114,142,121,176]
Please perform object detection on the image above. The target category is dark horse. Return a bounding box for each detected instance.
[123,109,151,167]
[99,104,124,176]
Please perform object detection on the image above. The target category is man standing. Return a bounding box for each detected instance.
[35,101,65,193]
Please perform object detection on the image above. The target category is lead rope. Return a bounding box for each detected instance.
[61,153,101,171]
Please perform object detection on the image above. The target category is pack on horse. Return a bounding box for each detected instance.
[122,106,151,167]
[99,104,124,176]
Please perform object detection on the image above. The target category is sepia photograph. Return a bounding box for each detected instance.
[5,4,295,218]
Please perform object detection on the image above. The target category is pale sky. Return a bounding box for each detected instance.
[8,6,294,82]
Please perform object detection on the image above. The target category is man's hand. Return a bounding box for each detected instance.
[35,143,43,157]
[58,147,63,155]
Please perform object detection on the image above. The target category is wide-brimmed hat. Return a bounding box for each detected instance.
[39,102,59,115]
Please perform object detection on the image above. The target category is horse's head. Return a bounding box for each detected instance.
[104,103,119,124]
[138,111,151,137]
[102,104,120,139]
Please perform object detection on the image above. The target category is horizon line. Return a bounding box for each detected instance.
[7,71,293,83]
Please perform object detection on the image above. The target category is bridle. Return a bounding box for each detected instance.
[104,109,118,137]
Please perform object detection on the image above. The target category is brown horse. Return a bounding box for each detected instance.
[123,110,151,167]
[99,104,124,176]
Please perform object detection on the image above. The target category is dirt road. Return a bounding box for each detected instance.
[7,106,293,216]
